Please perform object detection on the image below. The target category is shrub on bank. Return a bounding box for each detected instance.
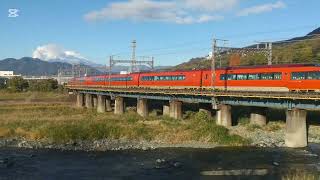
[5,77,62,93]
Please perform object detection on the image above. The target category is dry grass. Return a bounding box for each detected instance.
[0,90,71,102]
[0,103,249,145]
[282,171,320,180]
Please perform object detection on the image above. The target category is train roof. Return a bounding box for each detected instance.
[217,63,320,70]
[134,63,320,74]
[81,63,320,78]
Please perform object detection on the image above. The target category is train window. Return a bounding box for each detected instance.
[178,76,185,80]
[237,74,248,80]
[227,74,237,80]
[274,73,282,80]
[248,74,260,80]
[220,74,226,80]
[261,73,274,80]
[306,71,320,80]
[109,77,133,81]
[141,75,185,81]
[291,72,306,80]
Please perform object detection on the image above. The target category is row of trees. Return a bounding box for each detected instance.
[0,77,62,92]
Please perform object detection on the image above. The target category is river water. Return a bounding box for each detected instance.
[1,145,320,180]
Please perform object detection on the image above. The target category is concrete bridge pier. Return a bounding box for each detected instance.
[76,93,84,108]
[285,109,307,148]
[216,104,232,127]
[169,100,182,119]
[93,95,98,108]
[199,104,212,118]
[250,107,267,126]
[137,98,148,117]
[114,97,125,115]
[163,105,170,116]
[106,97,112,112]
[85,94,93,109]
[97,95,106,113]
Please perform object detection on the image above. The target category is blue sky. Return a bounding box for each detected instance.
[1,0,319,66]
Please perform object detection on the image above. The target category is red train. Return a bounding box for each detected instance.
[68,64,320,92]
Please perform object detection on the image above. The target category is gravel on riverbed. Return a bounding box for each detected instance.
[0,138,219,152]
[230,123,320,147]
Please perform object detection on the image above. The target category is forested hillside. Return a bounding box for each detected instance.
[174,28,320,70]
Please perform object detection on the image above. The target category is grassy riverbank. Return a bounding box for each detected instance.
[0,101,248,146]
[0,90,71,102]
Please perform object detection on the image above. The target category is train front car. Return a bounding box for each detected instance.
[210,65,286,92]
[286,64,320,92]
[138,70,202,89]
[201,64,320,92]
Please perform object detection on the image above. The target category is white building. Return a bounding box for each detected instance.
[0,71,21,78]
[0,71,14,76]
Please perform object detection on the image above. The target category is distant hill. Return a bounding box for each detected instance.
[173,57,209,70]
[173,27,320,70]
[307,27,320,36]
[0,57,100,76]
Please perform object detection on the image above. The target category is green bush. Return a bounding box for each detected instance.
[194,111,211,122]
[238,118,250,125]
[0,78,8,89]
[183,111,196,119]
[193,121,249,145]
[28,79,59,92]
[8,77,29,92]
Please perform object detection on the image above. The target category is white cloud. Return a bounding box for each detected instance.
[237,1,286,16]
[184,0,238,11]
[32,44,92,65]
[197,14,224,23]
[84,0,234,24]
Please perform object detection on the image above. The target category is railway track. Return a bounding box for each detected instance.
[66,85,320,100]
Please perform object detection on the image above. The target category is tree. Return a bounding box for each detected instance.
[0,78,8,89]
[8,77,29,92]
[28,79,59,92]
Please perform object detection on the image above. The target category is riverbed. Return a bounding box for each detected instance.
[1,144,320,179]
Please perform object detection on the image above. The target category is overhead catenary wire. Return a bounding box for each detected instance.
[97,24,320,66]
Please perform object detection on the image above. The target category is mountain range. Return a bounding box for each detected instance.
[0,57,100,76]
[0,57,171,76]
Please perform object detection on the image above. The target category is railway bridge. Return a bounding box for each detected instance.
[67,86,320,148]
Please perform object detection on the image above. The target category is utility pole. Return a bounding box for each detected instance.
[72,64,75,78]
[108,41,154,76]
[211,38,217,89]
[220,40,228,67]
[131,40,137,73]
[109,56,112,86]
[255,41,273,65]
[268,42,272,65]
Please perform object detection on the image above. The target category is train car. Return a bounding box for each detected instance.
[68,64,320,92]
[138,70,202,89]
[70,73,140,88]
[201,64,320,92]
[106,73,139,88]
[69,77,87,87]
[285,64,320,92]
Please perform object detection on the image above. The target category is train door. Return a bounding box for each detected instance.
[137,73,140,88]
[287,71,304,91]
[202,71,211,88]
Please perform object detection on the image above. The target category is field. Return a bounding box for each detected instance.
[0,92,248,146]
